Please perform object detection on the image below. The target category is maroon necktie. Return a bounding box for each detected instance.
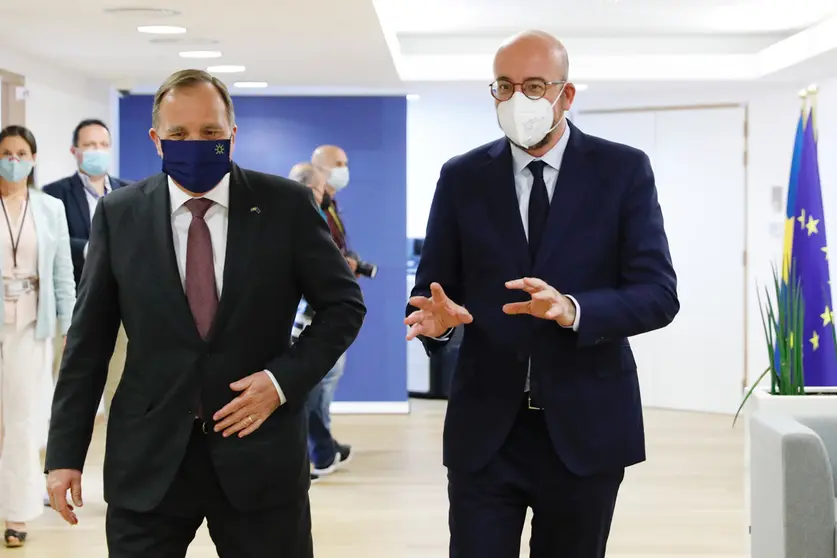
[184,198,218,339]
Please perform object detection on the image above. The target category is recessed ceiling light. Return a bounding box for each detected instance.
[406,94,420,101]
[207,65,246,73]
[105,7,180,16]
[179,50,222,59]
[137,25,186,34]
[234,81,268,88]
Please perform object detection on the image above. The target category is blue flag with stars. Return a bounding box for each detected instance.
[790,108,837,386]
[781,112,805,282]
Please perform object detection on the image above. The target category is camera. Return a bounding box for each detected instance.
[356,260,378,279]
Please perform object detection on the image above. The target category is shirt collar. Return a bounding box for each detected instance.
[77,171,112,195]
[167,173,230,214]
[509,122,571,176]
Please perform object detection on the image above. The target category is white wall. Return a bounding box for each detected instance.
[406,78,837,410]
[0,44,116,185]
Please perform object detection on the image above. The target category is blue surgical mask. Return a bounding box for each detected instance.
[80,150,111,176]
[0,157,34,183]
[160,139,232,194]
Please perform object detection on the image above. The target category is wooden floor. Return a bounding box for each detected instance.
[17,399,748,557]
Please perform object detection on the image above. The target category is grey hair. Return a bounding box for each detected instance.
[289,163,318,187]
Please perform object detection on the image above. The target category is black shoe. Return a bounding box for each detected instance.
[312,454,340,475]
[310,473,320,484]
[336,443,352,467]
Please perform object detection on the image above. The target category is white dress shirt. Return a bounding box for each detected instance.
[167,174,286,404]
[508,124,580,391]
[431,125,581,393]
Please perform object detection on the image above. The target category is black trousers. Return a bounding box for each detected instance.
[448,399,625,558]
[106,421,313,558]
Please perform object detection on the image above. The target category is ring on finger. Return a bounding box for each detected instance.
[247,415,254,425]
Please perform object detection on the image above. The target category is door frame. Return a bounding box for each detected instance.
[0,69,26,128]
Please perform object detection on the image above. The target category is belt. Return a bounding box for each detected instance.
[194,417,210,434]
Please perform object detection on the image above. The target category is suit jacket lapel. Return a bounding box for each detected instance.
[146,173,202,342]
[209,164,260,340]
[484,139,531,276]
[68,174,91,237]
[535,121,593,268]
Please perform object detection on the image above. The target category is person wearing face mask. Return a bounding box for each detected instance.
[0,125,76,548]
[311,145,355,267]
[42,119,129,287]
[44,70,365,558]
[288,161,354,479]
[306,144,359,474]
[405,30,678,558]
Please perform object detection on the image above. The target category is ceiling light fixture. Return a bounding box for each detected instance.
[207,65,246,73]
[179,50,222,59]
[234,81,268,88]
[105,7,180,16]
[137,25,186,34]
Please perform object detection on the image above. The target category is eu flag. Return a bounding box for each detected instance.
[781,112,805,282]
[789,108,837,386]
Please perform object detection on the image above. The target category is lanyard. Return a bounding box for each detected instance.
[0,192,29,269]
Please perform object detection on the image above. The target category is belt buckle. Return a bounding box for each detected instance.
[195,418,209,434]
[528,396,542,411]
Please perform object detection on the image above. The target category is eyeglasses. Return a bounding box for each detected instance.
[489,78,566,101]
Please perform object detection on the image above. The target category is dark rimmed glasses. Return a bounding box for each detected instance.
[490,78,566,101]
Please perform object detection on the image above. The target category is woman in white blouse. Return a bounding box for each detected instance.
[0,125,75,548]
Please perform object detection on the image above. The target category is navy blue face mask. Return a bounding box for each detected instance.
[160,139,232,194]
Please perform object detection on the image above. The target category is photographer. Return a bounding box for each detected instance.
[312,145,377,280]
[288,158,353,478]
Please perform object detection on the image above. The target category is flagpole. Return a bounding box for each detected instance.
[807,83,818,140]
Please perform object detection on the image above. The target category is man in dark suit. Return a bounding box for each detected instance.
[44,69,366,558]
[42,119,129,287]
[405,31,679,558]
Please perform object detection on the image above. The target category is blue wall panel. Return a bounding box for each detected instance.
[119,94,407,403]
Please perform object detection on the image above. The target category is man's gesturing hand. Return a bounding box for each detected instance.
[405,282,473,340]
[213,371,280,438]
[503,277,576,327]
[47,469,83,525]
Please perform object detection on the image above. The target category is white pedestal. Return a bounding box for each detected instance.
[743,386,837,547]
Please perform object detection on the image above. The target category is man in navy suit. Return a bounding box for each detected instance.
[43,119,130,421]
[43,119,129,286]
[405,30,679,558]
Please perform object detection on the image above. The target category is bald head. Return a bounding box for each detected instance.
[492,30,576,155]
[311,145,347,170]
[494,30,569,84]
[311,144,349,195]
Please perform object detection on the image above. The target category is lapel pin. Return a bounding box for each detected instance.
[250,206,261,214]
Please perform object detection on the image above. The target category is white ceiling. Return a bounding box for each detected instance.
[1,0,837,92]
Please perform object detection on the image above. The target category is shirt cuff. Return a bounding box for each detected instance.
[83,242,88,259]
[427,328,454,341]
[564,295,581,332]
[263,370,286,404]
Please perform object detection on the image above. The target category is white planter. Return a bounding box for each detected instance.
[742,386,837,540]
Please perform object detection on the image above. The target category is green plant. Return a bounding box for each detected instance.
[733,260,805,425]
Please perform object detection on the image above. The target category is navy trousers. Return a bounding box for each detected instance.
[447,399,625,558]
